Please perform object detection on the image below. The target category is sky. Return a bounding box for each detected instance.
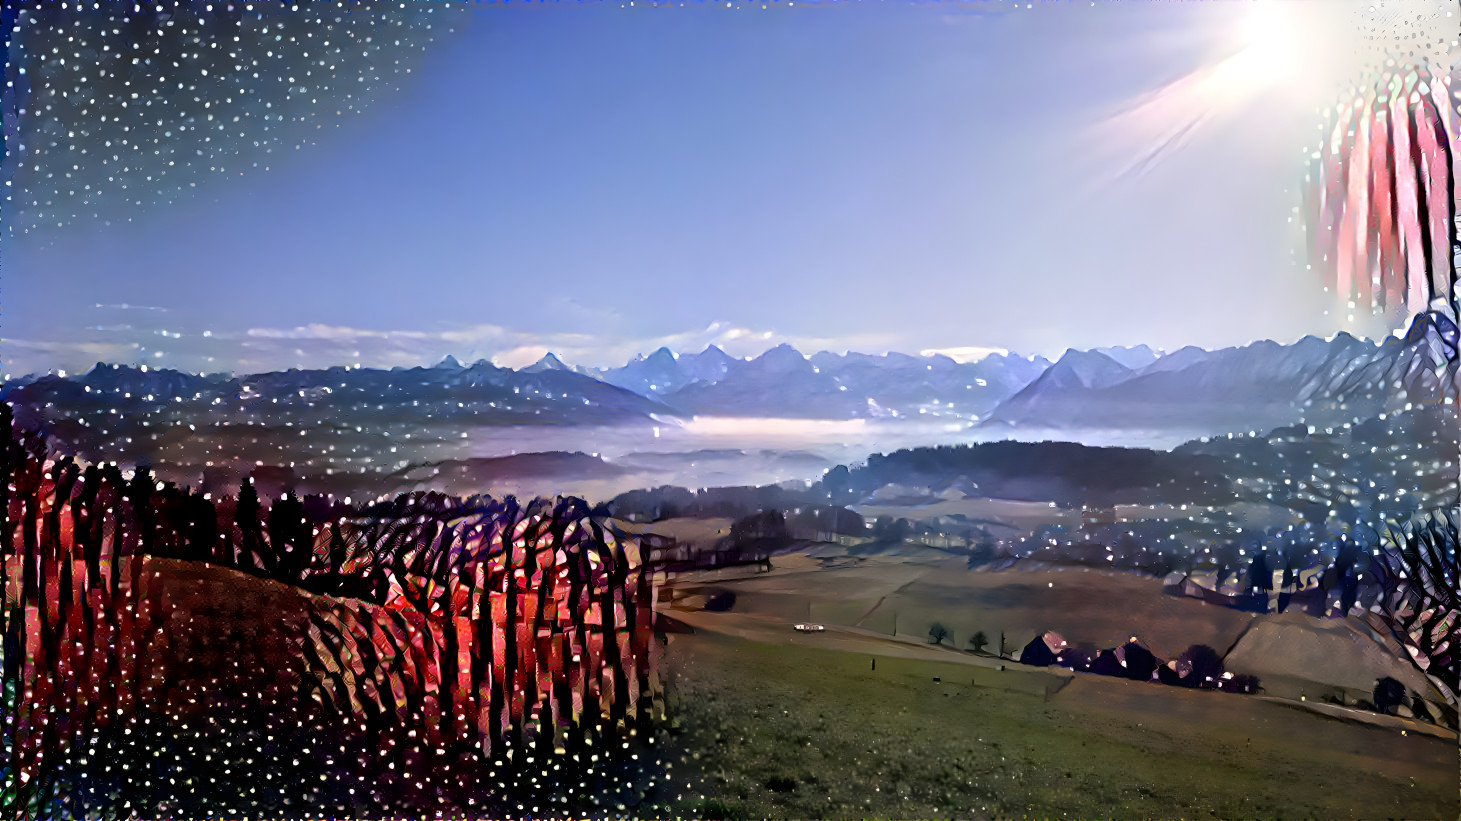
[3,0,1454,376]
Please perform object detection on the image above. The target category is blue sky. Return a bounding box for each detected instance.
[4,0,1403,375]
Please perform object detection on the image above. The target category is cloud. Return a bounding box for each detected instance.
[91,303,170,312]
[919,345,1010,363]
[491,345,552,370]
[0,337,143,376]
[3,318,927,378]
[935,2,1007,25]
[260,321,917,372]
[246,323,436,341]
[782,331,904,357]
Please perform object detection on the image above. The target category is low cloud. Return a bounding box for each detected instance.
[3,320,927,378]
[91,303,170,312]
[1,338,142,377]
[491,345,553,370]
[919,345,1011,364]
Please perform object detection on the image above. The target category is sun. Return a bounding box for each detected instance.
[1087,0,1364,187]
[1216,0,1353,105]
[1237,1,1306,80]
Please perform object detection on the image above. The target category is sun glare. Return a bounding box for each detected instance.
[1085,1,1368,197]
[1238,1,1304,79]
[1214,0,1340,103]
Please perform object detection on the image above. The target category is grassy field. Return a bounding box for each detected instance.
[51,551,1455,819]
[670,550,1440,711]
[855,498,1078,536]
[658,628,1459,820]
[687,557,1259,662]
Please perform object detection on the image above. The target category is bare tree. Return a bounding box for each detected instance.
[927,622,950,645]
[967,631,989,654]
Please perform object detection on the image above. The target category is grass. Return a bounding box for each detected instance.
[655,629,1458,820]
[706,561,1259,663]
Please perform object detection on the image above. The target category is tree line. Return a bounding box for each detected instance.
[0,402,663,817]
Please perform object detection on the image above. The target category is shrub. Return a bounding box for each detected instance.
[1373,676,1406,715]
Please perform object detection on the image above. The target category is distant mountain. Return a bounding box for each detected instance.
[1301,310,1459,422]
[656,345,1051,420]
[520,352,604,379]
[1092,344,1161,370]
[0,357,682,471]
[218,358,677,424]
[6,319,1451,480]
[965,350,1133,426]
[680,344,739,385]
[662,344,864,418]
[79,362,232,398]
[0,363,242,437]
[813,350,1051,418]
[1036,350,1136,391]
[599,345,738,396]
[600,347,680,395]
[1139,345,1211,375]
[981,313,1459,437]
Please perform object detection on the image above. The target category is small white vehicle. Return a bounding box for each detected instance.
[793,623,826,632]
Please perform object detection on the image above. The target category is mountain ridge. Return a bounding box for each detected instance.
[4,318,1454,443]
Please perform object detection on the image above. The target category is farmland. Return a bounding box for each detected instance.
[656,593,1457,819]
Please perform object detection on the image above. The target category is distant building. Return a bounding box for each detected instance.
[1019,631,1068,667]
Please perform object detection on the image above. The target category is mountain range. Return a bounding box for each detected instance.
[2,313,1455,460]
[983,311,1458,436]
